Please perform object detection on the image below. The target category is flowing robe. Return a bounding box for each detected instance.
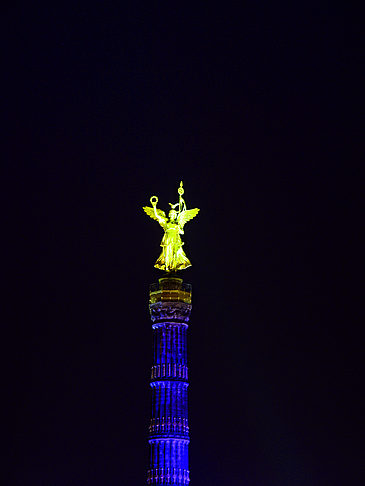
[155,221,191,271]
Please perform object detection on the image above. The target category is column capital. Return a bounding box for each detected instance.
[149,301,192,323]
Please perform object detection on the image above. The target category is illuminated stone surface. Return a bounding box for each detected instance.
[147,277,191,485]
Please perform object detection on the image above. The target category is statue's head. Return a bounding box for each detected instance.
[169,209,177,221]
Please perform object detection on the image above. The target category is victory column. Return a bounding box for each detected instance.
[143,182,199,485]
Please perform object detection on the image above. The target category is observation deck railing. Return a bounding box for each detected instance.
[149,281,192,304]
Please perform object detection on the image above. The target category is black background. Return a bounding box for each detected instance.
[4,3,363,485]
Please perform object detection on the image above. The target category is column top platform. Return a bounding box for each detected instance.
[149,276,192,304]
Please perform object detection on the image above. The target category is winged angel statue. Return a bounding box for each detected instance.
[143,181,199,272]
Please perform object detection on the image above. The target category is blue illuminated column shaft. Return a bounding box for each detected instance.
[147,277,192,485]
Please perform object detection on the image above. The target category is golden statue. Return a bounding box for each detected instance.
[143,181,199,272]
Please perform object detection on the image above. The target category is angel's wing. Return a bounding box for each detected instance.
[177,208,200,228]
[143,206,167,227]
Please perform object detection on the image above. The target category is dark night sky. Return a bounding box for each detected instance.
[4,3,363,485]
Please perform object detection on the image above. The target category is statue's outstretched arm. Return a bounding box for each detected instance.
[143,197,167,228]
[151,196,165,225]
